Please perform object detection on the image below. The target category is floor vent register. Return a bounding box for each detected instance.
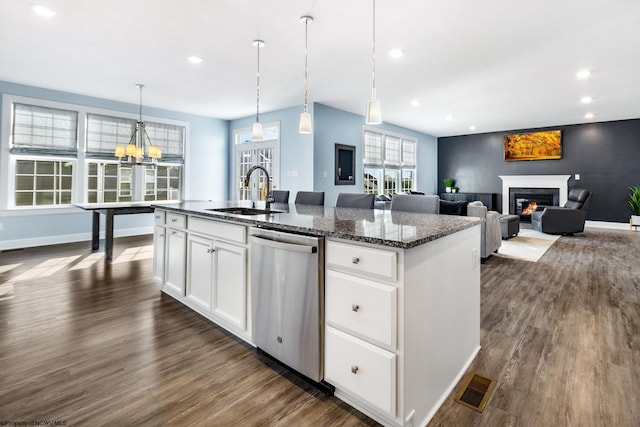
[454,372,496,412]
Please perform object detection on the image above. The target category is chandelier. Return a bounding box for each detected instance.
[114,84,161,165]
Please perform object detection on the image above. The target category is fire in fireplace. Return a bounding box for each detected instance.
[509,188,560,221]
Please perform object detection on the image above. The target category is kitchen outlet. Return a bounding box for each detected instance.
[575,174,581,180]
[472,248,478,268]
[323,171,327,178]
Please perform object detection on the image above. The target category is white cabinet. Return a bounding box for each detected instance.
[325,240,400,420]
[164,214,187,297]
[186,232,247,332]
[153,225,166,287]
[211,240,247,330]
[325,226,481,427]
[186,234,214,311]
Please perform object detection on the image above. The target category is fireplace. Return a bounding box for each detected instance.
[509,188,559,221]
[499,175,571,214]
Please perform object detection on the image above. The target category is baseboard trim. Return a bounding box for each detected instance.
[0,226,153,251]
[585,220,631,230]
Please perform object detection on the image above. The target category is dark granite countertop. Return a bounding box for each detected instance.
[152,200,482,249]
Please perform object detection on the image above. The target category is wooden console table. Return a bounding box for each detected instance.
[74,202,155,261]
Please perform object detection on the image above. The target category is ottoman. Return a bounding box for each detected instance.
[500,214,520,239]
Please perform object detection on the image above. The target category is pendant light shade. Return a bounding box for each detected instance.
[365,0,382,125]
[298,111,312,134]
[252,40,265,141]
[299,16,313,134]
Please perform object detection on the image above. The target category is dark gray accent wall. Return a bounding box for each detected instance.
[438,119,640,222]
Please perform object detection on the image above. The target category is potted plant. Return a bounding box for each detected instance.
[443,178,455,193]
[629,186,640,227]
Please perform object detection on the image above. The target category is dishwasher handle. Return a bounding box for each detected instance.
[250,234,318,254]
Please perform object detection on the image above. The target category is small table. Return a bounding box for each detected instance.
[74,202,155,261]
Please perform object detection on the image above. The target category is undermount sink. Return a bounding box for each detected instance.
[206,207,283,216]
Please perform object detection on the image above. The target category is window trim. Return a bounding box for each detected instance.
[1,94,190,211]
[231,122,281,200]
[362,125,418,196]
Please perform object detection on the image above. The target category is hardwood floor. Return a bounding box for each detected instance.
[1,228,639,426]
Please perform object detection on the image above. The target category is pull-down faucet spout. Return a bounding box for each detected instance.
[244,165,274,209]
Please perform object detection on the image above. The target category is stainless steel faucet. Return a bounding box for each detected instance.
[244,165,274,209]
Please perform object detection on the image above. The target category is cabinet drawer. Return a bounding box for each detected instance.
[189,216,246,244]
[325,326,396,417]
[326,240,397,281]
[167,212,187,229]
[326,270,397,349]
[153,210,166,225]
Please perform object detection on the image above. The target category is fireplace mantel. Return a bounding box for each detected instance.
[499,175,571,213]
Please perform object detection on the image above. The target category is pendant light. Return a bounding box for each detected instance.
[252,40,265,141]
[365,0,382,124]
[114,84,161,165]
[298,16,313,134]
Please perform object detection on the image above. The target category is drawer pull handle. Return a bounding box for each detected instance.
[171,218,177,222]
[155,215,161,219]
[159,233,164,237]
[351,365,359,374]
[207,248,215,253]
[352,257,360,264]
[351,304,360,312]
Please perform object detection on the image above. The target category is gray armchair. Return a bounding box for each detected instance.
[466,201,502,260]
[531,188,591,235]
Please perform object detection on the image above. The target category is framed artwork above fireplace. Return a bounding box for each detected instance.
[504,130,561,161]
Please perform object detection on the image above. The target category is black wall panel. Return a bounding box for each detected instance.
[438,119,640,222]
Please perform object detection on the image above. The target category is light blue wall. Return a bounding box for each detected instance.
[313,103,438,206]
[229,105,314,199]
[229,102,437,207]
[0,81,228,250]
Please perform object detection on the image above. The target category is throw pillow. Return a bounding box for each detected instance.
[439,200,469,215]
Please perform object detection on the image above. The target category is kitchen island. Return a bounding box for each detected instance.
[152,200,482,427]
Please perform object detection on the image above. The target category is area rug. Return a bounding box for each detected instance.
[496,228,560,262]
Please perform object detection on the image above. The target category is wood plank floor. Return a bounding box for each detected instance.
[1,228,639,426]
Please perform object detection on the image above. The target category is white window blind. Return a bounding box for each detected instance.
[146,121,185,162]
[86,114,135,158]
[11,103,78,155]
[402,140,416,167]
[364,131,383,166]
[384,136,401,166]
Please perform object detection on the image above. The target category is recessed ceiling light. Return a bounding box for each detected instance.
[32,4,56,17]
[580,96,593,104]
[389,49,404,59]
[187,56,203,64]
[469,125,476,131]
[584,112,594,119]
[410,100,420,107]
[576,69,591,79]
[445,115,453,121]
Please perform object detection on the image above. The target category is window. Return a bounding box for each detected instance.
[1,95,188,210]
[363,127,417,196]
[232,123,280,201]
[8,103,78,208]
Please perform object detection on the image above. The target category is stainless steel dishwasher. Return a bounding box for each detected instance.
[250,227,325,383]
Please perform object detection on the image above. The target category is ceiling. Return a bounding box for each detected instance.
[1,0,639,137]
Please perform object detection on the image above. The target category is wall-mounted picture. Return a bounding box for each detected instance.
[504,130,562,161]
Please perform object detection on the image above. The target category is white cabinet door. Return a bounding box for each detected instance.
[153,225,166,288]
[213,240,247,330]
[187,234,214,312]
[165,228,186,296]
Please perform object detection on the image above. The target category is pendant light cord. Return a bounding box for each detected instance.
[137,84,144,121]
[304,18,309,112]
[256,43,260,123]
[371,0,376,96]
